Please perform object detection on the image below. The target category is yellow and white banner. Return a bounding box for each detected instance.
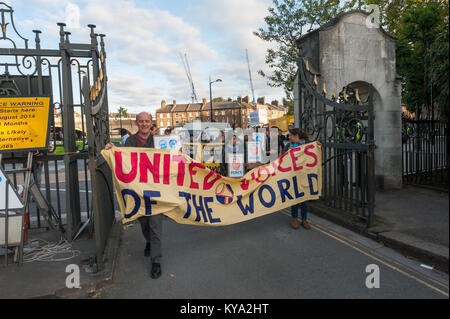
[101,141,322,226]
[0,96,52,152]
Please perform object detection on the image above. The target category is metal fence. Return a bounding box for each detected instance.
[402,117,449,189]
[295,58,376,227]
[1,2,114,270]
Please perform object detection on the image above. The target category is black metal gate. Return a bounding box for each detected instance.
[296,58,375,227]
[0,2,114,270]
[402,115,449,189]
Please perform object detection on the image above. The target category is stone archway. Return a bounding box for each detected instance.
[295,10,403,189]
[344,81,398,189]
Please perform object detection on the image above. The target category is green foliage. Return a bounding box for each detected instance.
[255,0,449,121]
[282,98,294,115]
[254,0,362,100]
[396,1,449,120]
[116,106,129,119]
[54,141,85,155]
[427,20,449,122]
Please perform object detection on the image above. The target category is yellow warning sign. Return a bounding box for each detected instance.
[0,96,52,152]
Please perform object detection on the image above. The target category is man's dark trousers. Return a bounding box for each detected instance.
[138,215,162,263]
[125,134,162,263]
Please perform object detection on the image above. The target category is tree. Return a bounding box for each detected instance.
[116,106,129,130]
[427,16,449,122]
[282,98,294,115]
[254,0,358,100]
[396,0,449,120]
[255,0,449,121]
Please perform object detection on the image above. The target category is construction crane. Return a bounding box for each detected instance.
[179,52,198,103]
[246,48,256,104]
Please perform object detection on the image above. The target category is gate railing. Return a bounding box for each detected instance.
[296,57,375,226]
[1,2,114,270]
[402,116,449,189]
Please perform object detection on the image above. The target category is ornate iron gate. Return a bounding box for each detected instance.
[402,115,449,189]
[296,58,375,226]
[0,2,114,270]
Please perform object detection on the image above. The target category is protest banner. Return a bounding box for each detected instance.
[101,141,322,226]
[154,135,181,150]
[252,132,266,152]
[269,115,294,133]
[247,141,263,163]
[227,153,244,178]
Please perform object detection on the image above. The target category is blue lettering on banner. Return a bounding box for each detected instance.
[121,189,141,219]
[121,173,320,224]
[292,176,305,198]
[192,194,207,222]
[237,193,255,216]
[258,185,276,208]
[143,190,161,215]
[308,173,319,195]
[179,192,192,219]
[277,179,293,203]
[204,197,221,223]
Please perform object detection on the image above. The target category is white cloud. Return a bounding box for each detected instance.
[65,2,82,30]
[5,0,285,114]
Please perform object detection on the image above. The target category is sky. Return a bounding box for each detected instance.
[2,0,285,115]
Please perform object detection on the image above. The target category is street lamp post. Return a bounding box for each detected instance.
[209,76,222,122]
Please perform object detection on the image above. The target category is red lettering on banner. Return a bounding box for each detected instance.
[173,155,186,186]
[139,153,160,183]
[163,154,171,185]
[304,144,318,167]
[289,148,303,171]
[277,152,292,173]
[256,166,271,183]
[115,151,138,183]
[240,178,250,190]
[203,170,222,190]
[189,162,205,189]
[269,162,278,176]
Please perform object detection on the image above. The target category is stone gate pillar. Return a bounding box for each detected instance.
[295,10,403,189]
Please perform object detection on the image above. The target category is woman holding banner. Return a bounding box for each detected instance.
[283,127,312,230]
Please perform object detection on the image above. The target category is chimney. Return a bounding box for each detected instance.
[271,100,279,106]
[243,96,249,103]
[237,96,242,103]
[202,98,207,105]
[173,99,176,108]
[161,100,166,108]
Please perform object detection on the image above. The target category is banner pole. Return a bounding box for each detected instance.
[4,175,9,266]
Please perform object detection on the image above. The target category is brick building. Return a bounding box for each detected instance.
[155,96,287,129]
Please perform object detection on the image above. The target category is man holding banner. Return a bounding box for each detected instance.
[105,111,163,279]
[103,122,322,280]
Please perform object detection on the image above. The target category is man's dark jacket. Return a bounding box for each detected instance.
[124,134,154,148]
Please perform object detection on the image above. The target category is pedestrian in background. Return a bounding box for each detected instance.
[164,127,172,135]
[283,127,312,230]
[120,128,129,146]
[151,125,158,136]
